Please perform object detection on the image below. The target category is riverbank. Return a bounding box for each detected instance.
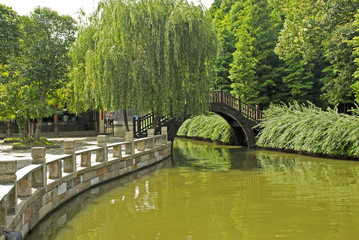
[257,146,359,161]
[0,131,171,240]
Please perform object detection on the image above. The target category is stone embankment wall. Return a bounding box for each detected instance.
[0,128,171,240]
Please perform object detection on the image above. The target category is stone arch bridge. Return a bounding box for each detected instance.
[133,90,263,147]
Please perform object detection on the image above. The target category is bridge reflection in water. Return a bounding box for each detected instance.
[28,138,359,240]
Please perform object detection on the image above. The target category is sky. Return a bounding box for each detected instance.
[0,0,214,19]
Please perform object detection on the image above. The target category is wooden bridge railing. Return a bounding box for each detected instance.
[210,89,263,122]
[133,89,263,138]
[133,113,168,138]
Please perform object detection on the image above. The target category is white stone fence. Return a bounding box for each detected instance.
[0,127,170,239]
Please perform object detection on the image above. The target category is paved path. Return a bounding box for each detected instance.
[0,136,125,169]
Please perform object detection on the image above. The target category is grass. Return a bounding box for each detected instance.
[4,137,21,143]
[256,102,359,158]
[177,113,236,144]
[12,137,57,147]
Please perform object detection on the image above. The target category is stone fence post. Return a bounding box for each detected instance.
[63,140,76,173]
[31,147,46,188]
[63,140,74,154]
[125,132,134,155]
[113,144,122,159]
[18,147,47,198]
[97,135,108,162]
[161,127,168,144]
[147,129,155,148]
[0,160,17,228]
[137,139,145,151]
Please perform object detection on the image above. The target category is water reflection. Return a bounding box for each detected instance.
[26,158,172,240]
[173,138,261,171]
[257,151,359,204]
[173,138,233,171]
[27,138,359,240]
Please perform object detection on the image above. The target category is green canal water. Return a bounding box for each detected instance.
[27,138,359,240]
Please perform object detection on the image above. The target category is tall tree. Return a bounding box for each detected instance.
[280,54,327,105]
[0,4,20,67]
[228,0,283,106]
[273,0,359,108]
[19,7,76,139]
[210,0,237,92]
[0,5,24,135]
[69,0,218,125]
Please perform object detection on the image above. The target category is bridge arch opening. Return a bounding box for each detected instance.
[212,112,248,146]
[167,111,255,147]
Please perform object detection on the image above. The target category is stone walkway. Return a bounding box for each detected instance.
[0,136,125,169]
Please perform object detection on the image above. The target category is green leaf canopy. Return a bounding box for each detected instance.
[69,0,218,118]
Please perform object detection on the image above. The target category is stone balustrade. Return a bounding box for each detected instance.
[0,129,171,240]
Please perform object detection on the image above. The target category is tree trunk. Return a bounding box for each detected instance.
[6,119,11,137]
[54,109,58,135]
[34,92,45,141]
[123,108,130,132]
[27,119,31,140]
[152,113,160,130]
[18,124,24,139]
[16,116,27,139]
[31,120,35,138]
[34,117,43,141]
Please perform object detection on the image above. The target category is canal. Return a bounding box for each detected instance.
[27,138,359,239]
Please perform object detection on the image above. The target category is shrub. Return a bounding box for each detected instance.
[256,102,359,157]
[177,113,236,144]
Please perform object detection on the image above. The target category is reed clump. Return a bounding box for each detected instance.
[177,114,236,144]
[256,103,359,157]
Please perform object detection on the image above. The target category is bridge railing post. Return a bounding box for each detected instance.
[220,87,223,103]
[137,117,141,138]
[238,96,241,113]
[133,116,137,138]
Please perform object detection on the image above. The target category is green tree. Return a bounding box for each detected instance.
[273,0,359,108]
[69,0,218,127]
[0,5,23,135]
[281,54,323,105]
[0,4,20,66]
[213,17,236,92]
[209,0,237,92]
[23,7,76,139]
[17,7,76,139]
[229,0,283,106]
[349,9,359,103]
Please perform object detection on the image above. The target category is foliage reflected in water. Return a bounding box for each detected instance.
[257,151,359,184]
[256,151,359,204]
[173,138,233,171]
[27,139,359,240]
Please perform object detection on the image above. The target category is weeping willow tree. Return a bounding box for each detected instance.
[68,0,218,129]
